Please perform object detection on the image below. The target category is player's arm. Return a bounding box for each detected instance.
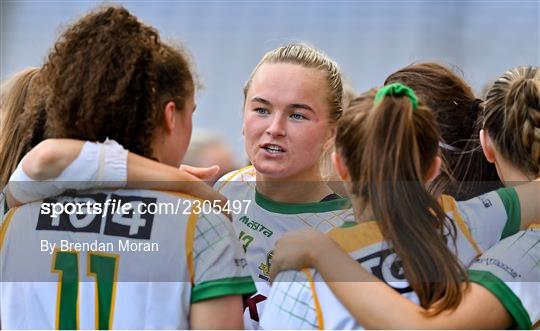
[455,181,539,250]
[325,278,511,329]
[124,152,223,200]
[7,138,226,207]
[270,228,513,329]
[190,295,243,329]
[189,213,256,328]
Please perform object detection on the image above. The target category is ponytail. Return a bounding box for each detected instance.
[336,83,468,313]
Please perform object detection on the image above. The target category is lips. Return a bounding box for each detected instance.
[260,143,286,154]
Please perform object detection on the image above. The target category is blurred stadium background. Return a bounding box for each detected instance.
[2,1,538,160]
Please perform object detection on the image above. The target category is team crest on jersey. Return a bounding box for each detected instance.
[258,250,274,281]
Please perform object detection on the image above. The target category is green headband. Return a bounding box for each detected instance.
[374,83,418,109]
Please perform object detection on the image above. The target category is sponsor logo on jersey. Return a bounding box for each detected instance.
[475,257,520,279]
[478,195,493,208]
[258,250,274,281]
[356,248,413,294]
[37,193,156,239]
[235,258,248,268]
[239,215,273,237]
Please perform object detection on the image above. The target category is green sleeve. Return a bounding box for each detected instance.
[468,270,531,329]
[191,276,256,303]
[495,187,521,239]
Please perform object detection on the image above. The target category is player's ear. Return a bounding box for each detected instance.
[162,101,177,134]
[332,151,350,181]
[425,155,441,182]
[480,129,496,163]
[323,127,336,151]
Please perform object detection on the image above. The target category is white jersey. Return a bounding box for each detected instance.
[261,188,522,330]
[1,189,255,329]
[468,225,540,329]
[215,166,353,328]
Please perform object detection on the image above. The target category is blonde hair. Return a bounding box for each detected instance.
[321,80,358,184]
[243,43,344,184]
[243,43,343,124]
[483,66,540,176]
[0,67,41,186]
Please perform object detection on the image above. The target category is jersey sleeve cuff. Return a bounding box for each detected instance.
[496,187,521,239]
[468,269,531,329]
[100,139,128,186]
[191,276,256,303]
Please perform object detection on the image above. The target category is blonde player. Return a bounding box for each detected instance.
[214,43,355,327]
[0,6,254,329]
[262,80,539,329]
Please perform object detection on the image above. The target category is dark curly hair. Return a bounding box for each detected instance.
[42,6,194,158]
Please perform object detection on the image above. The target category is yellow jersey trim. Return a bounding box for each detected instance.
[0,207,18,251]
[303,269,324,330]
[328,221,383,253]
[215,165,254,192]
[440,195,482,256]
[185,209,199,284]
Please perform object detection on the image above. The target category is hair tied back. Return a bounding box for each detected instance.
[375,83,419,109]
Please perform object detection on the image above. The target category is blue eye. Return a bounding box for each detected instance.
[254,108,269,116]
[290,113,307,121]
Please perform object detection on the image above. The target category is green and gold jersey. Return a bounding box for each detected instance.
[261,188,522,330]
[216,166,353,328]
[0,189,255,329]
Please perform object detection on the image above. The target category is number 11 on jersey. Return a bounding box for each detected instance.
[51,250,119,329]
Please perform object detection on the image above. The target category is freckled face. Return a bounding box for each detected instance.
[243,63,334,181]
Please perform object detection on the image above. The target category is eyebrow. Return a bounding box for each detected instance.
[251,97,314,113]
[251,97,271,105]
[289,103,314,113]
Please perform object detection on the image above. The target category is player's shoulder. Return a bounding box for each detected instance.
[112,188,198,199]
[440,190,505,211]
[327,220,383,253]
[469,228,539,281]
[214,165,256,192]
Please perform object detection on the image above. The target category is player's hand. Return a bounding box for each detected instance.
[269,228,333,282]
[179,164,220,181]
